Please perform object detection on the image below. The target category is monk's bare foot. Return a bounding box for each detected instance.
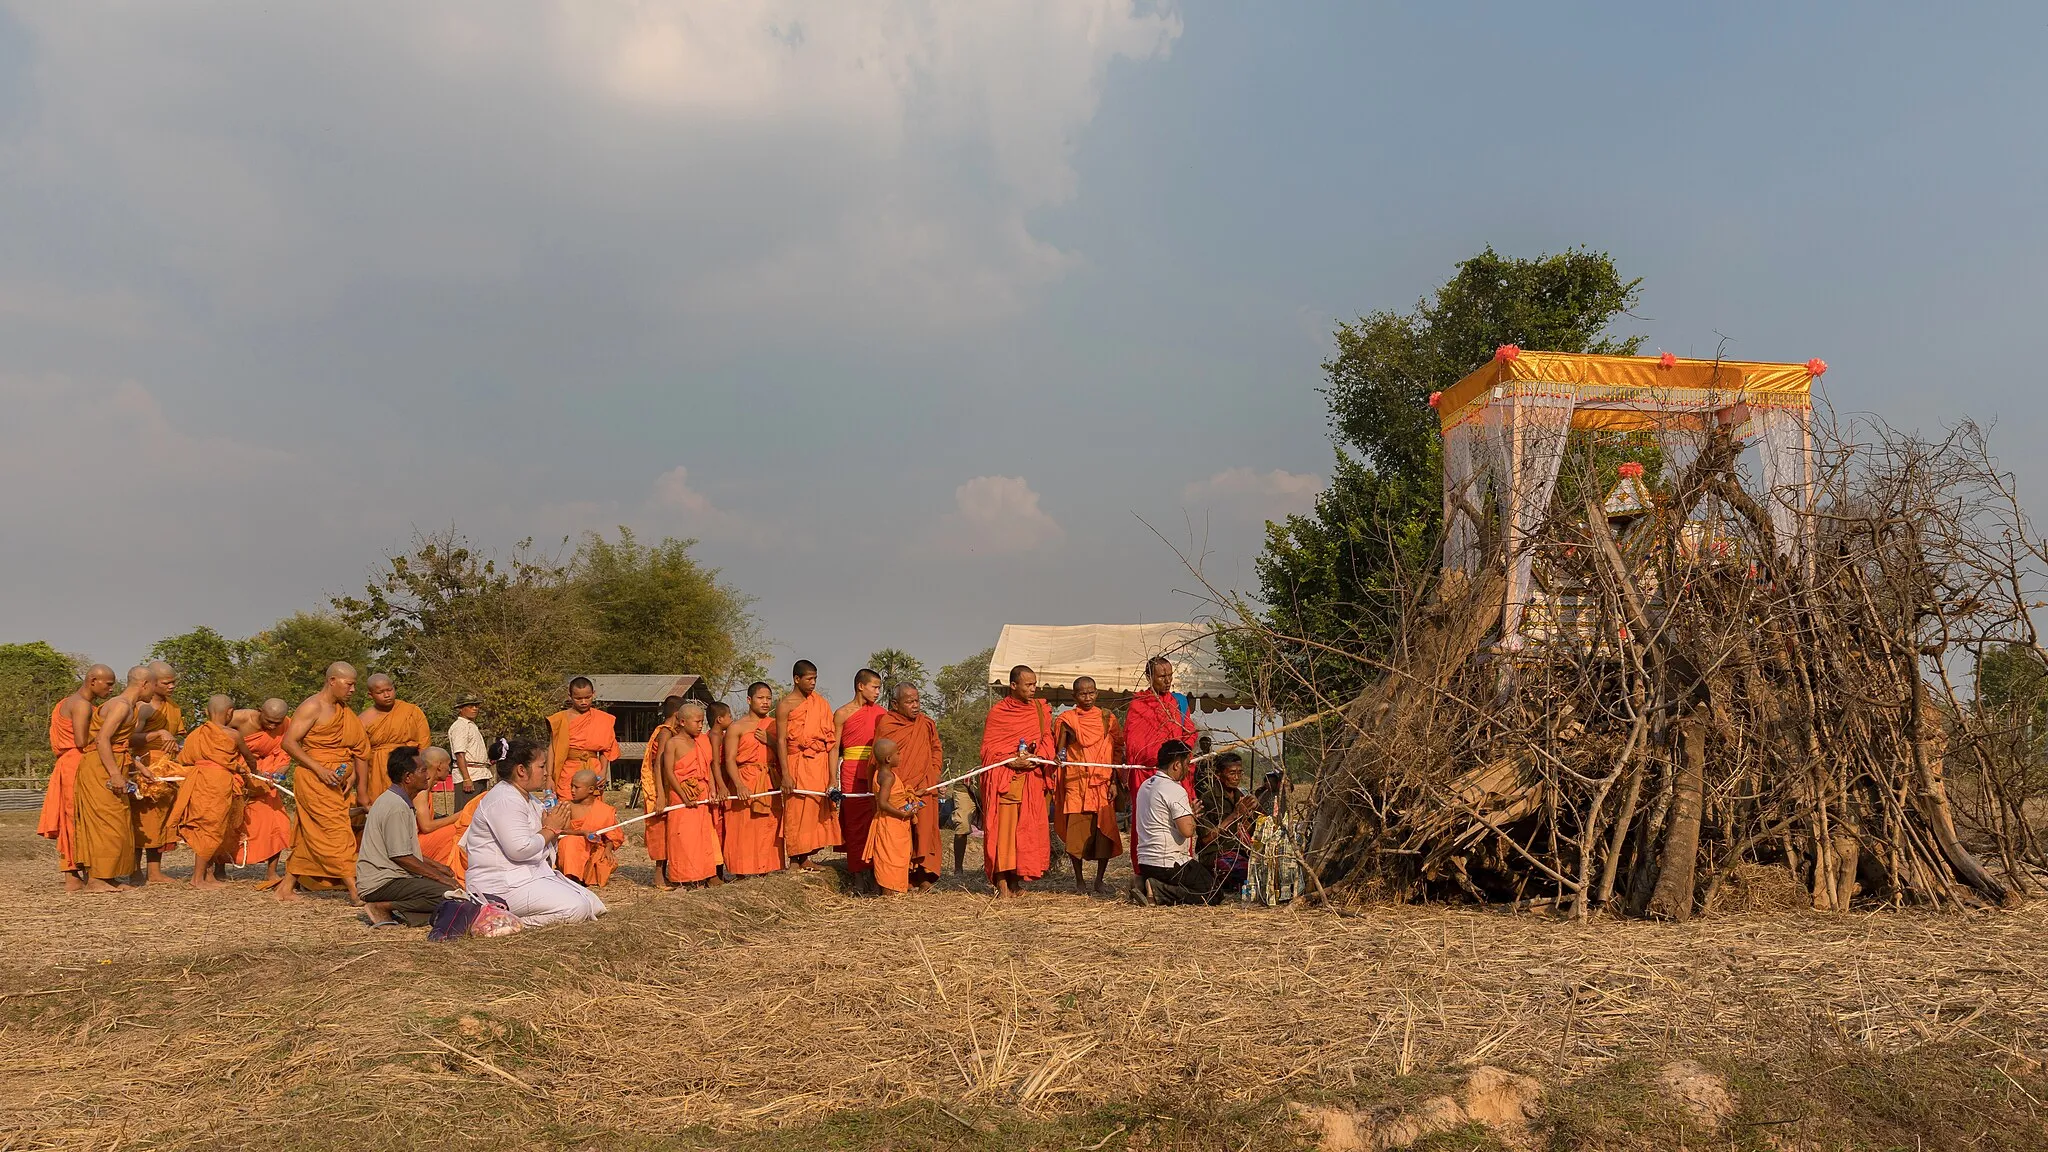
[190,875,223,889]
[79,878,127,895]
[706,876,725,887]
[146,864,167,883]
[63,872,85,893]
[273,877,300,901]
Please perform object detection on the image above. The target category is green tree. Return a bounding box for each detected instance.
[570,527,766,694]
[930,646,995,772]
[240,612,375,707]
[0,641,83,774]
[865,648,928,697]
[148,626,255,716]
[1244,247,1643,713]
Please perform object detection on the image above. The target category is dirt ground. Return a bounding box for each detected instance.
[4,809,2047,1151]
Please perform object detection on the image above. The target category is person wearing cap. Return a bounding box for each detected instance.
[446,697,492,807]
[1131,739,1216,905]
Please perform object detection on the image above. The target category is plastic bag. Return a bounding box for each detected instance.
[469,903,523,937]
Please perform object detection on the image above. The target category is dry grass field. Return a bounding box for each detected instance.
[3,809,2047,1150]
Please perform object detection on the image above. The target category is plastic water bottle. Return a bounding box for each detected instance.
[539,789,559,811]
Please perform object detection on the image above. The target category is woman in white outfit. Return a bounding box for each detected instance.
[461,738,606,928]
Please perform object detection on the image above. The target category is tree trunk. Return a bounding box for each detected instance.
[1644,716,1706,921]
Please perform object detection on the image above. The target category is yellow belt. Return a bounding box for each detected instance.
[841,745,873,760]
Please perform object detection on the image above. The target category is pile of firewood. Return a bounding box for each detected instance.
[1296,419,2043,917]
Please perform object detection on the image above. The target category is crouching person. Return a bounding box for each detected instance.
[358,746,462,927]
[1132,740,1216,905]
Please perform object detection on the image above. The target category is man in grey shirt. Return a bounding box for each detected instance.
[358,746,462,927]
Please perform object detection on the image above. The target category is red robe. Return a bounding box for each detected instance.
[37,702,83,872]
[238,727,295,865]
[1124,690,1198,866]
[978,696,1055,883]
[836,702,886,875]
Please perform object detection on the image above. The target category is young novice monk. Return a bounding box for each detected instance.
[558,768,624,887]
[866,737,925,896]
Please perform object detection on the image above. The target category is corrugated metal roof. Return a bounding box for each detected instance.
[569,674,704,704]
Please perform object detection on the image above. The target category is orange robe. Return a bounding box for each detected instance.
[979,697,1055,883]
[238,728,295,865]
[724,718,783,876]
[1054,708,1123,860]
[664,733,721,883]
[37,702,84,872]
[285,705,369,884]
[873,710,945,878]
[780,692,840,857]
[559,799,625,887]
[867,771,919,893]
[169,721,248,867]
[72,701,139,882]
[428,793,486,885]
[132,701,185,852]
[639,720,677,864]
[548,707,620,798]
[361,700,432,810]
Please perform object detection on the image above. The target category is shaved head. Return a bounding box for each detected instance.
[326,661,356,681]
[366,672,393,689]
[126,665,153,688]
[86,664,115,682]
[260,698,290,722]
[420,746,451,769]
[148,660,174,678]
[873,736,899,765]
[571,767,600,790]
[206,694,234,723]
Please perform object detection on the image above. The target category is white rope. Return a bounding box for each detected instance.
[587,757,1018,839]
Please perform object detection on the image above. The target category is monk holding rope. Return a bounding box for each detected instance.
[723,682,784,878]
[1054,676,1124,894]
[72,665,154,893]
[639,695,685,889]
[230,699,296,880]
[872,681,944,890]
[130,661,185,884]
[777,660,840,870]
[979,664,1056,898]
[834,669,886,885]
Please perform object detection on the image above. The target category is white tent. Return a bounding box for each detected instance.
[986,622,1244,711]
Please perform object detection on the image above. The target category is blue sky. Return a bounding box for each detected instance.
[2,2,2042,697]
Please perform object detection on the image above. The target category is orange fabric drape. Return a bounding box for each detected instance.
[361,700,431,809]
[664,733,721,883]
[639,720,676,863]
[1054,707,1122,859]
[285,706,368,883]
[170,722,247,866]
[37,702,83,871]
[548,707,620,798]
[237,728,294,865]
[873,710,945,877]
[724,718,783,876]
[72,703,138,882]
[131,702,184,852]
[780,693,840,857]
[979,697,1054,882]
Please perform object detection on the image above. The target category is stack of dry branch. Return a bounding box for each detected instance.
[1297,418,2041,917]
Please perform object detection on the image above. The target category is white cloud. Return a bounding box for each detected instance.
[1182,467,1324,520]
[942,475,1064,553]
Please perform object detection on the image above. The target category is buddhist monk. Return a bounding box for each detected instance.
[723,681,783,878]
[230,699,296,879]
[873,682,945,890]
[40,664,115,891]
[73,665,156,893]
[130,660,186,883]
[434,789,488,887]
[707,700,735,879]
[777,659,839,869]
[1055,676,1125,894]
[169,695,258,888]
[639,695,685,889]
[558,768,625,887]
[1124,655,1199,870]
[662,702,721,886]
[979,665,1056,898]
[866,737,927,895]
[835,669,886,885]
[359,673,432,809]
[411,747,465,864]
[548,677,620,798]
[275,662,369,902]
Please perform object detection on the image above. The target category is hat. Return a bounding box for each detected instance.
[455,695,482,709]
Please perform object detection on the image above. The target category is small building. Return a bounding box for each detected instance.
[566,674,718,782]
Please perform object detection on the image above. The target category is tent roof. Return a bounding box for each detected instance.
[568,674,708,705]
[987,623,1244,709]
[1437,352,1819,434]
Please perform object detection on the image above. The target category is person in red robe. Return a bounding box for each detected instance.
[723,682,784,878]
[1055,676,1125,894]
[978,664,1056,897]
[1123,655,1200,869]
[777,659,840,869]
[558,768,625,887]
[834,669,886,884]
[40,665,115,892]
[872,682,945,889]
[548,677,620,798]
[230,699,296,879]
[662,703,722,886]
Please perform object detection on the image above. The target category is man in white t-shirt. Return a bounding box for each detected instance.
[1132,739,1216,905]
[447,697,493,804]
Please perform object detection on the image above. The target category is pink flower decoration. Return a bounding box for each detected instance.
[1806,357,1828,377]
[1659,351,1677,369]
[1427,391,1442,408]
[1494,344,1521,362]
[1617,461,1645,479]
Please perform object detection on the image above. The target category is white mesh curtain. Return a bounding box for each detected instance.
[1495,392,1577,649]
[1658,424,1704,487]
[1441,420,1480,576]
[1751,406,1812,556]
